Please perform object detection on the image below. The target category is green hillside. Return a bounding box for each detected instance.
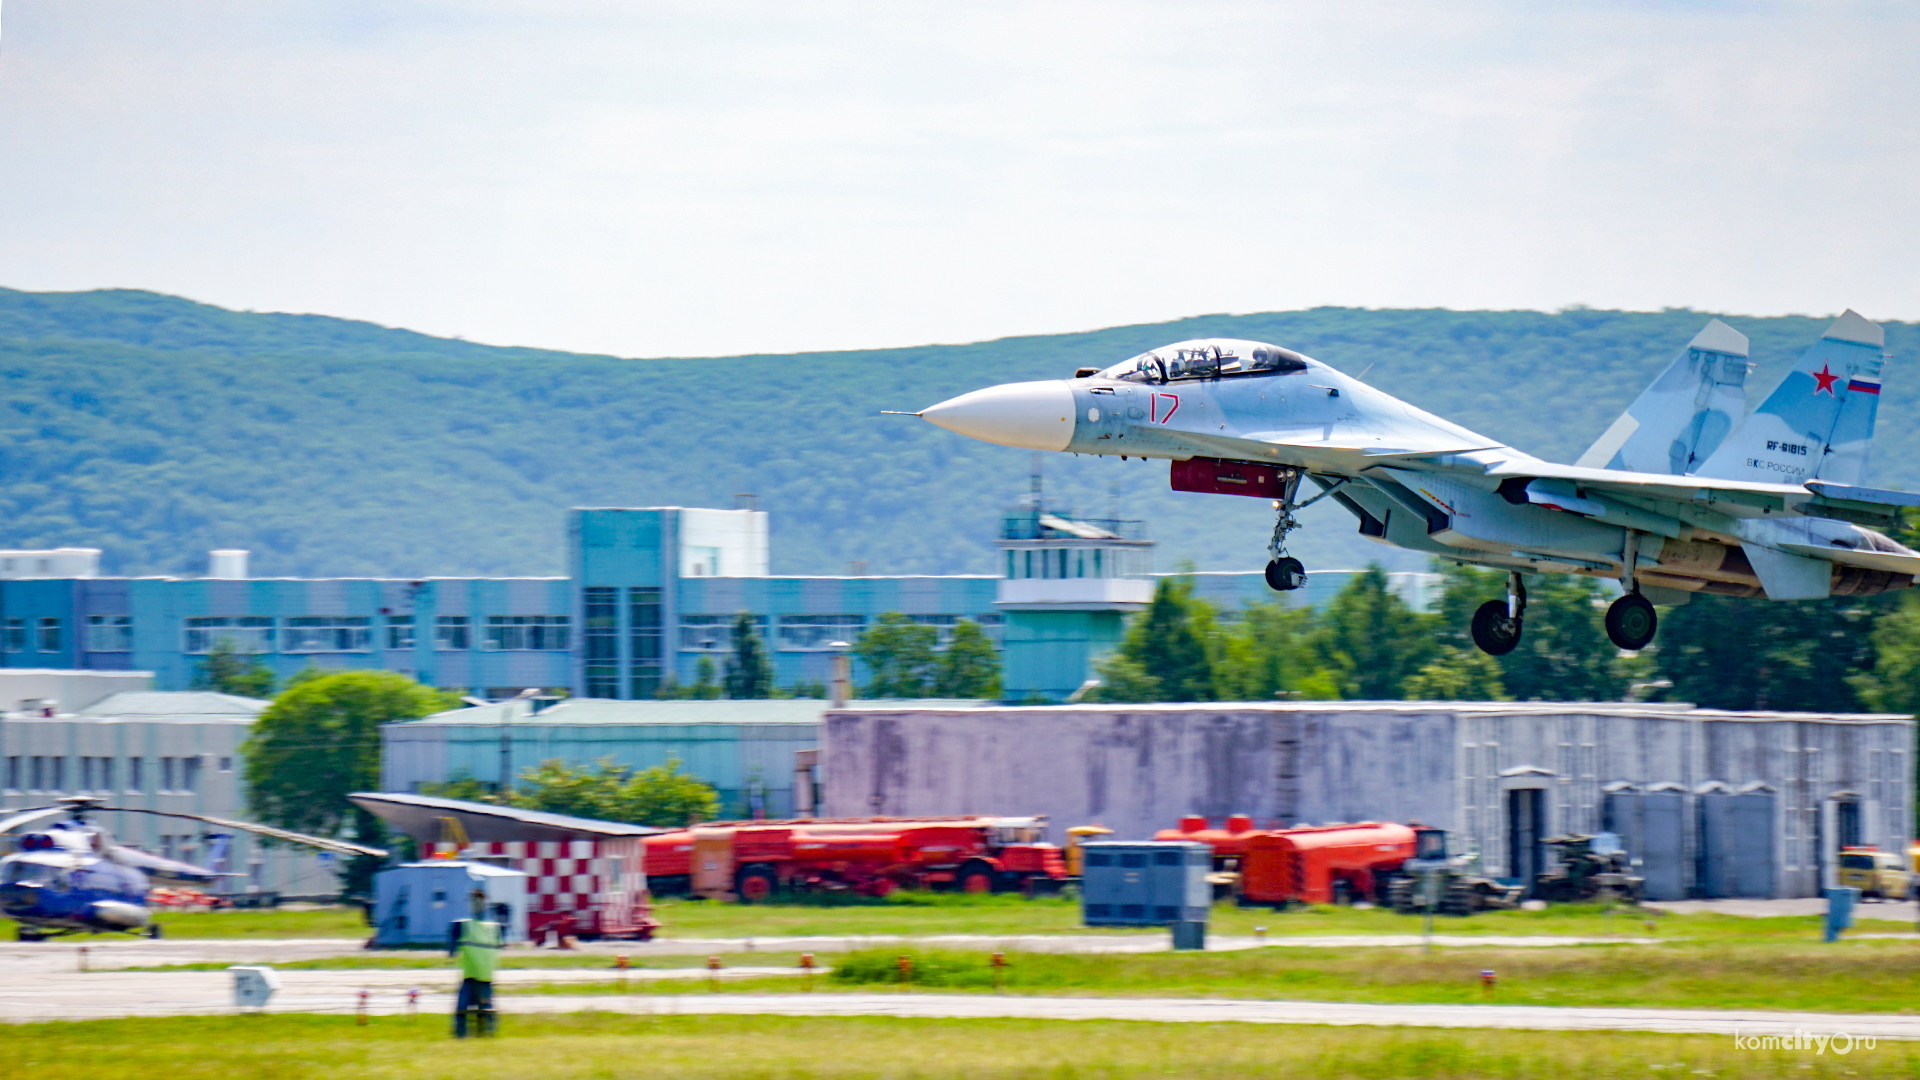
[0,288,1912,580]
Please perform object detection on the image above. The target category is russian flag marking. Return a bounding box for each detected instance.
[1849,376,1882,395]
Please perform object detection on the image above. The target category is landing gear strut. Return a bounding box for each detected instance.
[1264,472,1309,592]
[1471,572,1526,656]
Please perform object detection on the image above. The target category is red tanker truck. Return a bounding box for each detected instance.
[645,815,1067,902]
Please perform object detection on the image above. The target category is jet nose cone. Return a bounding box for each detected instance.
[921,381,1075,452]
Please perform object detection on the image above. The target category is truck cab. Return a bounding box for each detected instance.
[1837,847,1912,900]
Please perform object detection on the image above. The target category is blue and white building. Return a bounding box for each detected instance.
[0,507,1435,703]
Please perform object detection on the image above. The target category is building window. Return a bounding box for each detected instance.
[182,757,201,793]
[85,614,134,652]
[49,756,64,792]
[777,615,867,651]
[435,616,470,650]
[4,618,23,653]
[283,617,372,653]
[386,615,415,650]
[629,587,662,699]
[36,617,61,653]
[973,613,1004,646]
[161,757,175,793]
[584,587,618,698]
[5,756,18,791]
[127,758,143,793]
[484,615,571,651]
[184,617,275,654]
[219,756,232,772]
[679,614,768,652]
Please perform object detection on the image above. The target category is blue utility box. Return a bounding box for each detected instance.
[1080,841,1211,926]
[371,861,530,948]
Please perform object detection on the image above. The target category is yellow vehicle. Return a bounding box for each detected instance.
[1063,825,1113,878]
[1837,847,1912,900]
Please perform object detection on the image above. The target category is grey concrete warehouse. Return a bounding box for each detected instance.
[821,702,1914,900]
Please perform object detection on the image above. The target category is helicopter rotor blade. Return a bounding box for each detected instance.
[0,806,66,833]
[100,807,387,858]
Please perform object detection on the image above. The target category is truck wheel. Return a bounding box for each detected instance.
[957,863,998,895]
[735,865,779,904]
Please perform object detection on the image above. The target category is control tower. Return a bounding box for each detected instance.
[994,465,1154,702]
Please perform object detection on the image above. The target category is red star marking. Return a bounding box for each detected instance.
[1811,364,1841,396]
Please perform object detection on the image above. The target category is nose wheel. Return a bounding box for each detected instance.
[1265,557,1306,591]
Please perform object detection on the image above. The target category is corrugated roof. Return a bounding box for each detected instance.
[393,697,994,727]
[75,690,270,718]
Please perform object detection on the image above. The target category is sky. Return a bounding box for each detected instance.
[0,1,1914,358]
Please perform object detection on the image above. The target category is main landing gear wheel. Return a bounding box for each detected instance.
[1265,557,1306,592]
[1605,593,1658,650]
[1471,600,1522,656]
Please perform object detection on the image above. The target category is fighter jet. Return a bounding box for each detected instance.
[912,311,1918,655]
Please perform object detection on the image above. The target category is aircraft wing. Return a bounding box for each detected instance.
[1475,459,1918,528]
[1780,543,1920,575]
[1161,427,1500,475]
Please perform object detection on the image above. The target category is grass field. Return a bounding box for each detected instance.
[4,1012,1912,1079]
[144,894,1920,944]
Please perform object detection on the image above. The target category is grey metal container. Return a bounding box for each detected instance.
[1080,841,1211,926]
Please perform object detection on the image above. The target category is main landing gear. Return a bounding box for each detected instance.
[1468,574,1660,655]
[1470,572,1526,656]
[1604,592,1657,650]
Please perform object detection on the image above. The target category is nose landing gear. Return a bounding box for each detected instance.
[1264,473,1309,592]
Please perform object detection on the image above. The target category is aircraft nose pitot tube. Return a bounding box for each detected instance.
[920,381,1075,451]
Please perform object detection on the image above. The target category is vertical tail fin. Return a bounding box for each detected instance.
[1576,318,1749,474]
[1695,310,1886,485]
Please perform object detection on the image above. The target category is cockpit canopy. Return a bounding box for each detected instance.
[1094,338,1308,385]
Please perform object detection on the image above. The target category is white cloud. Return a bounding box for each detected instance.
[0,0,1914,356]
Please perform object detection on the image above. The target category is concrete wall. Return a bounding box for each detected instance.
[823,702,1914,897]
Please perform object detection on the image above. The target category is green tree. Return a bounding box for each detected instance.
[418,770,505,804]
[1311,566,1436,699]
[1123,577,1215,701]
[1851,590,1920,715]
[1213,602,1322,701]
[933,619,1002,698]
[723,613,776,699]
[242,671,457,897]
[1086,653,1163,703]
[690,656,720,700]
[512,755,719,827]
[854,613,941,698]
[191,639,275,698]
[1653,593,1885,711]
[1402,647,1510,700]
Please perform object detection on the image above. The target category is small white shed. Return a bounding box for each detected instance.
[371,860,528,948]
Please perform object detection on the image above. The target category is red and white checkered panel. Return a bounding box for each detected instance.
[471,839,646,932]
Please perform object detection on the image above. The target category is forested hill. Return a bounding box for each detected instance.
[1,287,1914,580]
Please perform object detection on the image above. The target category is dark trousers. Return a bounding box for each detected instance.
[453,977,494,1038]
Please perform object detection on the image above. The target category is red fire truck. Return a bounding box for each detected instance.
[647,816,1067,902]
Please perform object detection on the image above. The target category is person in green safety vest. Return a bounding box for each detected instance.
[448,889,506,1037]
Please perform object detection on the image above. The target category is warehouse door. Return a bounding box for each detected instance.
[1506,788,1545,886]
[1639,791,1686,900]
[1730,790,1777,898]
